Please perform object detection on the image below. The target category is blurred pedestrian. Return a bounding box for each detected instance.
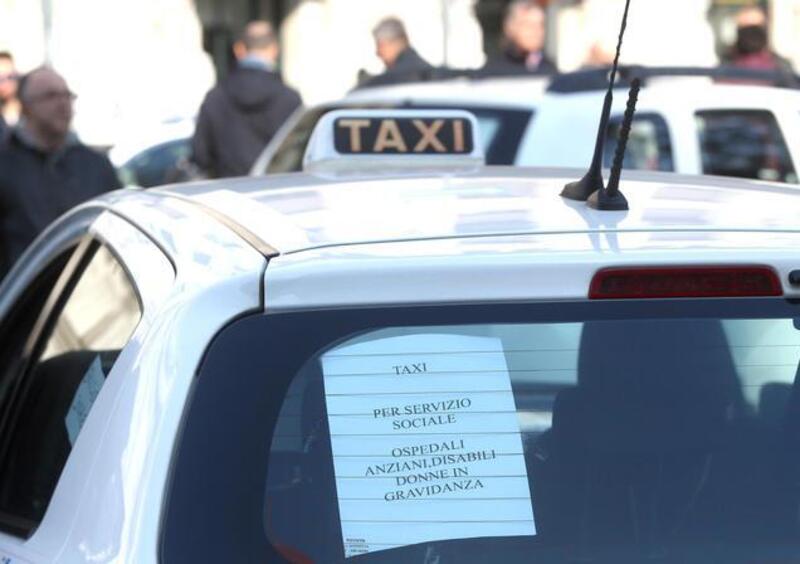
[0,51,21,139]
[192,20,302,178]
[583,42,614,68]
[0,67,120,278]
[358,17,434,88]
[725,6,795,77]
[482,1,557,76]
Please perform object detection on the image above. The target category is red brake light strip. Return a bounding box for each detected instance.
[590,266,783,299]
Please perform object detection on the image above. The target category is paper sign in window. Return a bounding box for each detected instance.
[321,334,536,558]
[65,355,105,446]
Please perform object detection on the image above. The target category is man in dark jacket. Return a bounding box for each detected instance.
[192,21,302,178]
[359,17,434,88]
[0,67,120,279]
[481,1,557,77]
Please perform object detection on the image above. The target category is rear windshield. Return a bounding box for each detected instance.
[162,299,800,563]
[262,105,533,174]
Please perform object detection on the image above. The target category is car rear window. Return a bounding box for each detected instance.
[162,299,800,563]
[696,110,798,184]
[263,105,533,174]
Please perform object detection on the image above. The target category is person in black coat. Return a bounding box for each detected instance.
[192,21,302,178]
[481,1,557,77]
[0,67,120,279]
[358,17,434,88]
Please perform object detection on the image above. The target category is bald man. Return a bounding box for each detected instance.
[0,67,119,278]
[727,6,795,78]
[482,0,557,76]
[192,20,301,178]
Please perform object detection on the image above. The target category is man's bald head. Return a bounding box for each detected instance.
[19,67,69,105]
[18,67,74,150]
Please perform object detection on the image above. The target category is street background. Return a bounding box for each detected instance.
[2,0,799,148]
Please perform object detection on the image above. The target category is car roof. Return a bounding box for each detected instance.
[330,75,800,111]
[341,76,549,109]
[134,167,800,309]
[557,79,800,108]
[157,167,800,256]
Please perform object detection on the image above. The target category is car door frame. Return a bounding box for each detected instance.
[0,207,175,564]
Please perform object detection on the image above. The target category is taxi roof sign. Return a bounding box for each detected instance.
[303,109,484,174]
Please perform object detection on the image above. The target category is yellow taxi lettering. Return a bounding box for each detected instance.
[412,119,446,153]
[374,120,408,153]
[452,119,465,152]
[338,119,370,153]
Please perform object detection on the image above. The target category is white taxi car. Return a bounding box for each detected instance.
[0,110,799,563]
[252,69,800,185]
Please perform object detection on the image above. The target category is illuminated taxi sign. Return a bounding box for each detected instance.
[334,116,473,155]
[303,109,484,174]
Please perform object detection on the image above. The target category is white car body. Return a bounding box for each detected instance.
[0,109,799,561]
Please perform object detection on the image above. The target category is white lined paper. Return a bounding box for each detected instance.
[322,334,536,558]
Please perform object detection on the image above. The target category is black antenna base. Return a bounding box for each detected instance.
[561,168,605,201]
[560,0,631,203]
[587,186,629,211]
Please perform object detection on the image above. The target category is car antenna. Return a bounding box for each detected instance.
[588,78,640,210]
[560,0,633,203]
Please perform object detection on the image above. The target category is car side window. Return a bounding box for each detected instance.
[266,108,329,174]
[119,138,192,188]
[0,242,142,537]
[696,110,798,184]
[0,249,75,415]
[604,113,674,172]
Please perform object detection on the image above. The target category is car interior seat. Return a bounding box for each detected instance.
[535,319,744,550]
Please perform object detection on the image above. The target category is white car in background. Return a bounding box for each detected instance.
[108,117,195,188]
[252,68,800,185]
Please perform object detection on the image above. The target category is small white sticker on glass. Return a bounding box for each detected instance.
[0,551,31,564]
[321,334,536,558]
[64,355,105,445]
